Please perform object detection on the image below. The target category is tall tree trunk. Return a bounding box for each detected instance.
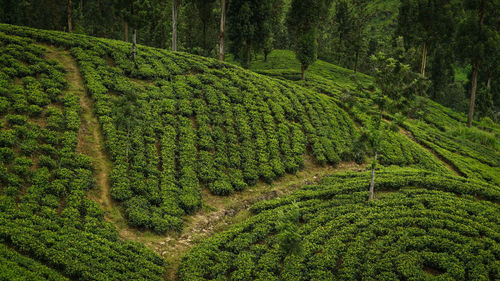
[203,23,207,56]
[172,0,179,51]
[301,65,306,80]
[219,0,226,61]
[487,69,492,89]
[67,0,72,32]
[467,62,479,128]
[368,151,377,201]
[132,29,137,60]
[420,42,428,77]
[245,41,251,69]
[354,48,359,73]
[124,21,129,42]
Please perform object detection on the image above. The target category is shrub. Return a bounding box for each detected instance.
[5,114,27,125]
[0,147,14,164]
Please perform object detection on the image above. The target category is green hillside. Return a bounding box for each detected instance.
[0,24,498,281]
[180,168,500,280]
[232,50,500,185]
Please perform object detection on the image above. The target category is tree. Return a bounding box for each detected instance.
[183,0,216,56]
[67,0,73,32]
[365,39,430,198]
[287,0,332,80]
[332,0,351,66]
[195,0,216,55]
[115,1,149,59]
[330,0,370,73]
[456,0,500,127]
[397,0,457,77]
[227,0,273,68]
[172,0,180,51]
[370,38,430,116]
[219,0,227,60]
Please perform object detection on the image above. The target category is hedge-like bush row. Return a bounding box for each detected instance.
[0,243,68,281]
[405,120,500,185]
[0,29,165,280]
[2,22,357,233]
[179,168,500,280]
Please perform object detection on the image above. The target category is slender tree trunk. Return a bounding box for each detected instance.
[466,0,485,128]
[219,0,226,61]
[487,68,492,89]
[245,41,251,68]
[67,0,73,32]
[203,23,207,56]
[369,151,377,201]
[172,0,179,51]
[124,21,129,42]
[467,62,479,128]
[420,42,428,77]
[301,65,306,80]
[354,48,359,73]
[132,29,137,60]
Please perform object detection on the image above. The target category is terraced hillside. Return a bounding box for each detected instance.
[234,50,500,185]
[0,24,360,234]
[180,168,500,280]
[0,24,498,281]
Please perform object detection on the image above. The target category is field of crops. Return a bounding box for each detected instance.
[0,24,499,281]
[238,49,500,185]
[0,24,360,233]
[0,30,164,280]
[180,168,500,280]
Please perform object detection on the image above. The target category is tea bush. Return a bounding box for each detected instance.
[0,24,358,232]
[0,28,164,280]
[180,168,500,280]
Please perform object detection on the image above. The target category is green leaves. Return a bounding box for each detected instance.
[180,168,500,280]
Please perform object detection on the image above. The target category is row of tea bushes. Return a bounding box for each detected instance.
[0,28,165,280]
[179,168,500,281]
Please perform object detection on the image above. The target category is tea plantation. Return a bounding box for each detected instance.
[0,25,498,280]
[180,169,500,280]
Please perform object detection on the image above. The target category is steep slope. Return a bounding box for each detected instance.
[236,50,500,185]
[0,24,367,280]
[1,24,498,281]
[0,24,358,234]
[0,29,164,280]
[180,168,500,280]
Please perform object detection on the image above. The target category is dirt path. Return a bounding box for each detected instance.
[397,125,463,177]
[43,45,113,211]
[42,45,371,280]
[114,159,366,280]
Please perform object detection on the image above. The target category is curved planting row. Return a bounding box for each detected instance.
[0,31,164,280]
[179,168,500,280]
[0,24,356,233]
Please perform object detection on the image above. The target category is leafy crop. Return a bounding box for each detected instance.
[0,24,357,232]
[0,30,164,280]
[180,168,500,280]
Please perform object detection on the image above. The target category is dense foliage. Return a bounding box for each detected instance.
[234,49,500,184]
[0,23,498,281]
[0,29,164,280]
[0,24,357,233]
[1,0,498,121]
[180,168,500,280]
